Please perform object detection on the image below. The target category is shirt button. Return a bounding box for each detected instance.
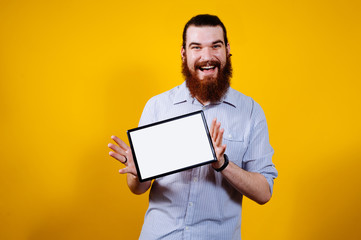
[228,134,232,139]
[189,202,193,206]
[185,226,189,230]
[193,177,198,182]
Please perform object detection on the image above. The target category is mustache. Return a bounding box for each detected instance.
[194,60,221,69]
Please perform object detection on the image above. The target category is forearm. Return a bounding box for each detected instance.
[127,174,152,195]
[221,161,271,205]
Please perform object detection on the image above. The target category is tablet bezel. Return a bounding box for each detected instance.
[127,110,217,182]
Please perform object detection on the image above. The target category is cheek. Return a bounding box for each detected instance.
[187,52,200,66]
[186,58,197,70]
[186,61,195,71]
[215,51,227,64]
[218,56,227,68]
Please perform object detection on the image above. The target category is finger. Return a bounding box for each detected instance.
[219,144,226,156]
[108,143,127,156]
[215,128,224,147]
[119,166,137,177]
[210,118,217,139]
[109,151,128,164]
[213,122,221,141]
[111,135,130,151]
[119,167,128,174]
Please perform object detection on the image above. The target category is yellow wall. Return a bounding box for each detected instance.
[1,0,360,239]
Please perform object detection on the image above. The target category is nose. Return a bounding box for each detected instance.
[200,47,212,61]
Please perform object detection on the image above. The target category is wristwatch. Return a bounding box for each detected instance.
[213,154,229,172]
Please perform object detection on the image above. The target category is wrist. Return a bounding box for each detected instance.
[213,154,229,172]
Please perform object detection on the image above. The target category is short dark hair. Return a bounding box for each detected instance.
[182,14,228,49]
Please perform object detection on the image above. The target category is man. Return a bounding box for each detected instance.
[108,14,278,239]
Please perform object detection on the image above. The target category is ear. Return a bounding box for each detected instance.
[226,43,231,56]
[181,47,185,62]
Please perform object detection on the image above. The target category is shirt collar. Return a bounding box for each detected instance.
[221,88,237,108]
[173,81,237,108]
[173,81,193,105]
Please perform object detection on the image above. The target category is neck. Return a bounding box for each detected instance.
[195,96,210,106]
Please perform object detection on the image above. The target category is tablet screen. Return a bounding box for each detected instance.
[127,111,217,182]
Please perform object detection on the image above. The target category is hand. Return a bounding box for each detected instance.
[108,135,138,177]
[209,118,227,170]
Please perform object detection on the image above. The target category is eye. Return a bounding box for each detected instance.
[212,44,221,49]
[191,46,201,50]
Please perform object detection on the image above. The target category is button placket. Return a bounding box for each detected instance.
[184,168,199,226]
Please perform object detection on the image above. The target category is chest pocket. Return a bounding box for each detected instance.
[222,129,248,167]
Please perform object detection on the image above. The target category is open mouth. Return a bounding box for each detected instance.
[199,65,216,71]
[196,60,220,73]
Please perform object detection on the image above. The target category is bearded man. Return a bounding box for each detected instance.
[108,14,278,239]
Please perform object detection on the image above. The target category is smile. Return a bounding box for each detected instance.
[199,66,216,71]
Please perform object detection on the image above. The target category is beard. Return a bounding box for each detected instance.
[182,55,232,103]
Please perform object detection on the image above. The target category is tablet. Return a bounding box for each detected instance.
[127,110,217,182]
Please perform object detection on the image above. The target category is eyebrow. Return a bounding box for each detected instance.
[188,40,225,48]
[212,40,224,45]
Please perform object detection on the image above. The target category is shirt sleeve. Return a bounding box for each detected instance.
[243,101,278,194]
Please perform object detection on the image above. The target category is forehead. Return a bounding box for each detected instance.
[185,25,224,46]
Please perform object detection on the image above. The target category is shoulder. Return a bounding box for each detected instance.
[226,87,253,105]
[146,84,181,103]
[139,84,184,124]
[144,83,185,109]
[226,87,264,119]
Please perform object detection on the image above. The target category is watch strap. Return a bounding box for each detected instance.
[214,154,229,172]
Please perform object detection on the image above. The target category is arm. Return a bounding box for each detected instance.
[126,174,152,195]
[210,119,272,205]
[108,135,151,195]
[217,160,271,205]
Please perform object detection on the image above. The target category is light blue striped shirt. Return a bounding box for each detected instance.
[138,82,277,240]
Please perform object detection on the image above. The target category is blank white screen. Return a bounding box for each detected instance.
[129,113,215,180]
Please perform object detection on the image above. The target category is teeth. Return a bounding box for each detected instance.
[201,66,215,70]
